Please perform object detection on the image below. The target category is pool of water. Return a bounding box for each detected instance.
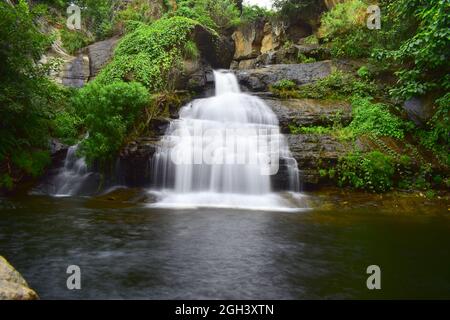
[0,189,449,299]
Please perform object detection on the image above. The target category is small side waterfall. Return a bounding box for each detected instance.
[150,70,302,210]
[49,145,91,196]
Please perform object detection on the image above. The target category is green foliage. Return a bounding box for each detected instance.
[169,0,240,31]
[417,93,450,166]
[183,40,200,60]
[60,28,92,54]
[115,0,156,25]
[73,81,150,164]
[297,53,316,63]
[357,66,371,80]
[273,0,326,24]
[241,5,274,23]
[346,96,408,139]
[289,125,332,135]
[297,71,378,100]
[0,174,14,191]
[319,0,367,39]
[96,16,203,91]
[271,79,297,91]
[52,110,83,146]
[269,79,299,99]
[0,1,62,188]
[337,151,395,192]
[380,0,450,100]
[11,150,51,178]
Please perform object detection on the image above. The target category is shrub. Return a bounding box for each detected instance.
[95,16,205,91]
[169,0,240,31]
[60,28,92,55]
[11,150,51,178]
[417,93,450,166]
[53,110,83,145]
[241,5,274,23]
[269,79,299,99]
[337,151,395,192]
[73,81,150,164]
[347,96,407,139]
[297,71,378,100]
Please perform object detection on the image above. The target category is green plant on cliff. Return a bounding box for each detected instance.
[72,81,150,164]
[337,151,395,192]
[95,16,206,91]
[269,79,299,99]
[60,28,93,55]
[168,0,240,31]
[297,71,378,101]
[346,96,409,140]
[416,93,450,166]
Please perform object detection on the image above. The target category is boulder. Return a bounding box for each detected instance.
[0,256,39,300]
[263,98,352,133]
[87,36,120,79]
[193,26,235,69]
[235,61,333,91]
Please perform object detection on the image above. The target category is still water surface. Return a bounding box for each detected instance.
[0,190,449,299]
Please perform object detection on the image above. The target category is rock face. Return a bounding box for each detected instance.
[403,97,435,126]
[193,25,235,69]
[60,54,90,88]
[87,36,120,79]
[235,61,333,91]
[287,134,349,186]
[232,20,286,69]
[0,256,39,300]
[264,97,352,188]
[263,98,352,133]
[117,137,160,187]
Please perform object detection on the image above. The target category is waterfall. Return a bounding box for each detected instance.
[149,70,303,211]
[49,144,91,196]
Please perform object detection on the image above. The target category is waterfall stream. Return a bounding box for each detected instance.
[150,70,303,210]
[48,144,91,197]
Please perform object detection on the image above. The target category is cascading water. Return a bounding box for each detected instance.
[49,144,91,196]
[150,70,304,211]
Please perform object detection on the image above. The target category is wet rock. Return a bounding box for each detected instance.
[0,256,39,300]
[403,97,435,126]
[194,26,235,68]
[118,138,160,187]
[286,134,350,187]
[60,54,90,88]
[263,98,352,133]
[235,61,333,91]
[87,36,120,78]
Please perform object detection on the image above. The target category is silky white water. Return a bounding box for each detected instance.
[50,144,90,196]
[150,70,302,210]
